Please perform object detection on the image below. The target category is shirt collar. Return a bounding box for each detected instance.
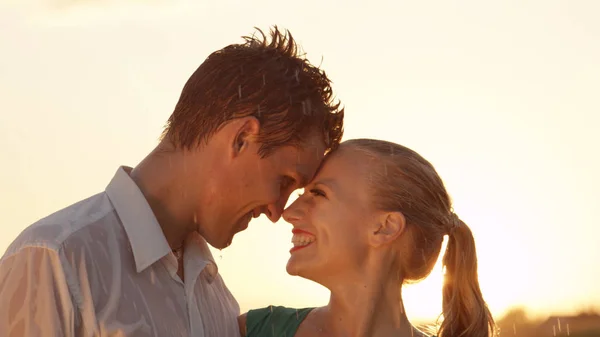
[106,166,171,273]
[186,232,218,282]
[105,166,218,279]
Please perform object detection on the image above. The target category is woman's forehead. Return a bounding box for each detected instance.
[314,147,377,183]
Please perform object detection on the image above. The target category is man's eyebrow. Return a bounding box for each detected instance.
[294,164,312,187]
[295,145,326,186]
[297,172,310,187]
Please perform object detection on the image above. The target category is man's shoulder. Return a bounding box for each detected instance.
[2,191,118,259]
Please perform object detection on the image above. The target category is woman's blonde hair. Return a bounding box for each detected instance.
[344,139,496,337]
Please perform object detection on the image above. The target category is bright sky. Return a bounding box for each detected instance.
[1,0,599,323]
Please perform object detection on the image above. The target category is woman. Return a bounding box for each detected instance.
[238,139,496,337]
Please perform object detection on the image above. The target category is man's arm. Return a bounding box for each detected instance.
[0,246,76,337]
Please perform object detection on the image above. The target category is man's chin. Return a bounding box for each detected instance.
[201,234,230,250]
[220,234,238,249]
[221,222,249,248]
[211,239,231,250]
[204,226,244,249]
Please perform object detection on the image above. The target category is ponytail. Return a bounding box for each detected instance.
[439,216,495,337]
[338,139,496,336]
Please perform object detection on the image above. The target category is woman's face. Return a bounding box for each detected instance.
[282,146,381,285]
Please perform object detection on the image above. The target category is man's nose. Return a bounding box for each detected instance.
[265,188,300,223]
[264,203,283,223]
[264,195,290,223]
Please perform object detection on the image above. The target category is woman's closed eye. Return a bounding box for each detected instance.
[309,188,326,197]
[296,188,326,198]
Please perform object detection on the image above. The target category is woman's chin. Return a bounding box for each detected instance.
[286,259,321,282]
[286,259,314,278]
[286,260,301,276]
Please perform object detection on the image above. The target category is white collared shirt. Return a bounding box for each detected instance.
[0,167,241,337]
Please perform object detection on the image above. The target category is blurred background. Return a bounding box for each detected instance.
[1,0,599,335]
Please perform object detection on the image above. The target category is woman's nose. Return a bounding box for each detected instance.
[282,198,304,224]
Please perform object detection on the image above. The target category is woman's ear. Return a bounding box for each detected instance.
[369,212,406,248]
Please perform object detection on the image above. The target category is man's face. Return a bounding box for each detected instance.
[198,122,326,249]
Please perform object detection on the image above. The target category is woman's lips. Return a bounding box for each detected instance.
[290,228,316,253]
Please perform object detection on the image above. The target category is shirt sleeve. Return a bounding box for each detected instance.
[0,246,76,337]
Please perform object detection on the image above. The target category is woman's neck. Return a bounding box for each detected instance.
[316,269,419,337]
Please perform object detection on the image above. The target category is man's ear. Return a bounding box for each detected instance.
[368,212,406,248]
[230,117,261,158]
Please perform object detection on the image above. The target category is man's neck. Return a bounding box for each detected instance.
[129,145,200,250]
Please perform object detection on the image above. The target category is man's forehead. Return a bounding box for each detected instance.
[296,142,325,160]
[293,143,326,185]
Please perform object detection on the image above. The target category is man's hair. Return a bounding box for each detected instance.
[161,26,344,156]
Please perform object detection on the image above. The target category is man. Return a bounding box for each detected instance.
[0,26,344,337]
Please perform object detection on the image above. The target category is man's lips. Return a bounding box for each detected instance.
[237,212,252,231]
[252,208,263,218]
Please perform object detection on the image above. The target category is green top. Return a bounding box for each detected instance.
[245,306,314,337]
[245,305,437,337]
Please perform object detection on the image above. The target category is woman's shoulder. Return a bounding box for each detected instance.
[243,305,315,337]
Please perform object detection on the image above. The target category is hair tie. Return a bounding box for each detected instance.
[448,213,462,235]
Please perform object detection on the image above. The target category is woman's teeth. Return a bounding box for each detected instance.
[291,234,316,247]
